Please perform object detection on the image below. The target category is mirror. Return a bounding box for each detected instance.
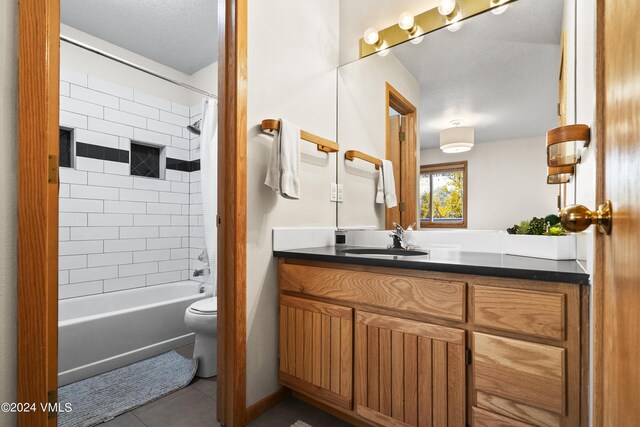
[337,0,571,231]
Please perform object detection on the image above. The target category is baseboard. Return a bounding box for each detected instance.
[245,387,291,423]
[291,391,370,427]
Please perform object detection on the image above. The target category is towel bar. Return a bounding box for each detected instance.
[261,119,339,153]
[345,150,382,170]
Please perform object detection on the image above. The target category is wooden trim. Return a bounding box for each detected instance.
[261,119,339,153]
[244,387,291,424]
[419,160,468,229]
[17,0,60,425]
[356,311,465,345]
[385,82,418,230]
[592,0,605,425]
[280,372,352,410]
[217,0,247,425]
[281,294,352,319]
[292,391,371,427]
[344,150,382,170]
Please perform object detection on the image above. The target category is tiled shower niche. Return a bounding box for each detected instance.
[58,67,209,300]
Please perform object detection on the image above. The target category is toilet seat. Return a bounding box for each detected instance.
[188,297,218,315]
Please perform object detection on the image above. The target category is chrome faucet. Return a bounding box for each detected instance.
[193,249,211,277]
[388,222,408,250]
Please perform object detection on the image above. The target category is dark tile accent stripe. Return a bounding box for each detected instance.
[166,158,200,173]
[76,142,129,164]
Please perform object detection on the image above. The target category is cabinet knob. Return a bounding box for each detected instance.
[560,200,612,234]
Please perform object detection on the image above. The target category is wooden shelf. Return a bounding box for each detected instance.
[344,150,382,170]
[261,119,339,153]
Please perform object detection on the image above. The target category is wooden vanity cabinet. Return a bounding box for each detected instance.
[277,259,588,427]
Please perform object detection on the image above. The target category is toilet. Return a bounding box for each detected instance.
[184,297,218,378]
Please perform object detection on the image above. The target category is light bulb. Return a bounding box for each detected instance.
[447,21,463,32]
[363,28,380,46]
[410,34,424,45]
[490,0,509,15]
[491,4,509,14]
[398,12,415,31]
[376,41,390,57]
[438,0,457,17]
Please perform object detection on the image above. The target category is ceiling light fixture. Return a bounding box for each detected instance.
[490,0,509,15]
[440,121,474,153]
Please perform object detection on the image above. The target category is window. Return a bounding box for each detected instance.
[419,161,467,228]
[130,142,163,178]
[59,127,73,168]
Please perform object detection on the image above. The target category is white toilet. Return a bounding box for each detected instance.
[184,297,218,378]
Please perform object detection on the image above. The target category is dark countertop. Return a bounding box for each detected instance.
[273,246,590,285]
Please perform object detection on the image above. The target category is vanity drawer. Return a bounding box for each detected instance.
[280,263,466,322]
[473,333,566,415]
[472,407,534,427]
[472,285,565,340]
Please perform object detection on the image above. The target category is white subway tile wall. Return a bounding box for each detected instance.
[58,69,209,299]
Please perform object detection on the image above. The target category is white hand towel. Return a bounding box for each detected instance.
[264,119,301,199]
[376,160,397,208]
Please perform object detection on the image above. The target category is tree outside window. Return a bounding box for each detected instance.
[419,161,468,228]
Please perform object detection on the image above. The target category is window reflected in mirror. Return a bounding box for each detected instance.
[419,162,467,228]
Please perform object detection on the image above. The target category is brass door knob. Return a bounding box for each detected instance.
[560,200,612,234]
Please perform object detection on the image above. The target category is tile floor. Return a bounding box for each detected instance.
[100,344,350,427]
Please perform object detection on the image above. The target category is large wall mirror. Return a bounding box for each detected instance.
[337,0,575,231]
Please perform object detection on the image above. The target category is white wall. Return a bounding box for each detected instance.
[246,0,339,405]
[421,136,559,230]
[0,0,17,425]
[337,52,420,228]
[573,0,597,274]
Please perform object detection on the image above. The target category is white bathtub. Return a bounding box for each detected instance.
[58,281,210,386]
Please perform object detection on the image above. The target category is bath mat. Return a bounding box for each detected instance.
[291,421,313,427]
[58,350,197,427]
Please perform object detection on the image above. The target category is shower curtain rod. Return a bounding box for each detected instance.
[60,35,218,99]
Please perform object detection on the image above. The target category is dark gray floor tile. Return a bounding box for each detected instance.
[133,389,218,427]
[191,376,217,400]
[100,412,146,427]
[175,344,195,360]
[249,397,352,427]
[130,386,191,415]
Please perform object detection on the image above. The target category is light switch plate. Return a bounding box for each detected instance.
[330,183,338,202]
[337,184,344,202]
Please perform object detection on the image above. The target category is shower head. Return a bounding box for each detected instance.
[187,119,201,136]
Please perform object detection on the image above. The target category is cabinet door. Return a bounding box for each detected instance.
[355,311,466,427]
[279,295,353,410]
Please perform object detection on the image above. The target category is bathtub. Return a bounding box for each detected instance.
[58,280,210,386]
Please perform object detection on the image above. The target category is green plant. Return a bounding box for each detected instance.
[545,214,560,226]
[516,220,531,235]
[530,217,546,235]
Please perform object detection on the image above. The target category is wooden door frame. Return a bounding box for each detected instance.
[17,0,60,425]
[592,1,604,425]
[17,0,248,425]
[385,82,417,230]
[217,0,248,426]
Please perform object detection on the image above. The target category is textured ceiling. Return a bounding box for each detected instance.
[60,0,218,75]
[389,0,564,149]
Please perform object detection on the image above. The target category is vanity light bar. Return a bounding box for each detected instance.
[359,0,519,58]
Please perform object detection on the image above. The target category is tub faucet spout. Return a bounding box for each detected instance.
[193,267,210,277]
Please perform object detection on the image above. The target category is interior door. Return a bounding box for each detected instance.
[599,0,640,425]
